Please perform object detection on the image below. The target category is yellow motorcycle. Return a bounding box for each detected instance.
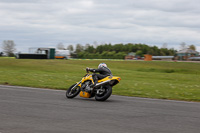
[66,70,121,101]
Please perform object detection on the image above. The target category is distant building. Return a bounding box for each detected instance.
[176,49,199,60]
[188,57,200,61]
[152,56,174,61]
[144,54,152,61]
[55,50,70,59]
[125,52,136,60]
[17,47,55,59]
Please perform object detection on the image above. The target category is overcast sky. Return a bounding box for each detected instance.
[0,0,200,52]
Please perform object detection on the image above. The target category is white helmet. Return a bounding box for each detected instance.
[98,63,107,68]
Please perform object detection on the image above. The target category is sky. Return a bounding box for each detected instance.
[0,0,200,53]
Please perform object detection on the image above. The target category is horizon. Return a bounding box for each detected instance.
[1,41,199,53]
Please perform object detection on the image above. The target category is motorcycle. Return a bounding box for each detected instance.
[66,70,121,101]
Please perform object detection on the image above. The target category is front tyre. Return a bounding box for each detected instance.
[66,84,80,98]
[95,85,112,101]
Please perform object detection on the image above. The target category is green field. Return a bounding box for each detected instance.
[0,58,200,101]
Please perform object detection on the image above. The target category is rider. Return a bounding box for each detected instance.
[86,63,112,88]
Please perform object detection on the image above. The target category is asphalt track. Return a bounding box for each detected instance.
[0,85,200,133]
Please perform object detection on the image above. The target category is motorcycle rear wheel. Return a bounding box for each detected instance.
[66,84,80,98]
[95,85,112,101]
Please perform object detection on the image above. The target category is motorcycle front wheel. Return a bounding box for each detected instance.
[95,85,112,101]
[66,84,80,98]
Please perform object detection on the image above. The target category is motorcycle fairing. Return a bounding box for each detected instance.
[80,91,91,98]
[81,75,94,84]
[98,76,121,83]
[77,75,121,88]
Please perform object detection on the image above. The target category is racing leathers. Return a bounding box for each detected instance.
[87,67,112,88]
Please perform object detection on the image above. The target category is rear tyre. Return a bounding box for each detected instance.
[66,84,80,98]
[95,85,112,101]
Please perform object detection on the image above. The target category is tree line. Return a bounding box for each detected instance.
[74,43,177,59]
[1,40,197,59]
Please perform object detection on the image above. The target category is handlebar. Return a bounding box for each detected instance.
[86,67,90,73]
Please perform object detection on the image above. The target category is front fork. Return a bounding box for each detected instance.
[71,80,82,90]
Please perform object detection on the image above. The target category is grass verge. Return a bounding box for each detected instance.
[0,58,200,101]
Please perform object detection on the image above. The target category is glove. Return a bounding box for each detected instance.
[86,67,90,72]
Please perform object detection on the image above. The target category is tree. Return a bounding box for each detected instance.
[151,46,159,55]
[96,45,104,54]
[86,45,95,53]
[67,45,74,52]
[75,44,83,54]
[93,41,98,48]
[189,44,196,50]
[85,44,90,50]
[180,42,187,50]
[2,40,16,57]
[57,42,65,50]
[136,50,143,57]
[0,52,3,56]
[162,43,168,49]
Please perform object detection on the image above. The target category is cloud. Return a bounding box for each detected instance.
[0,0,200,52]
